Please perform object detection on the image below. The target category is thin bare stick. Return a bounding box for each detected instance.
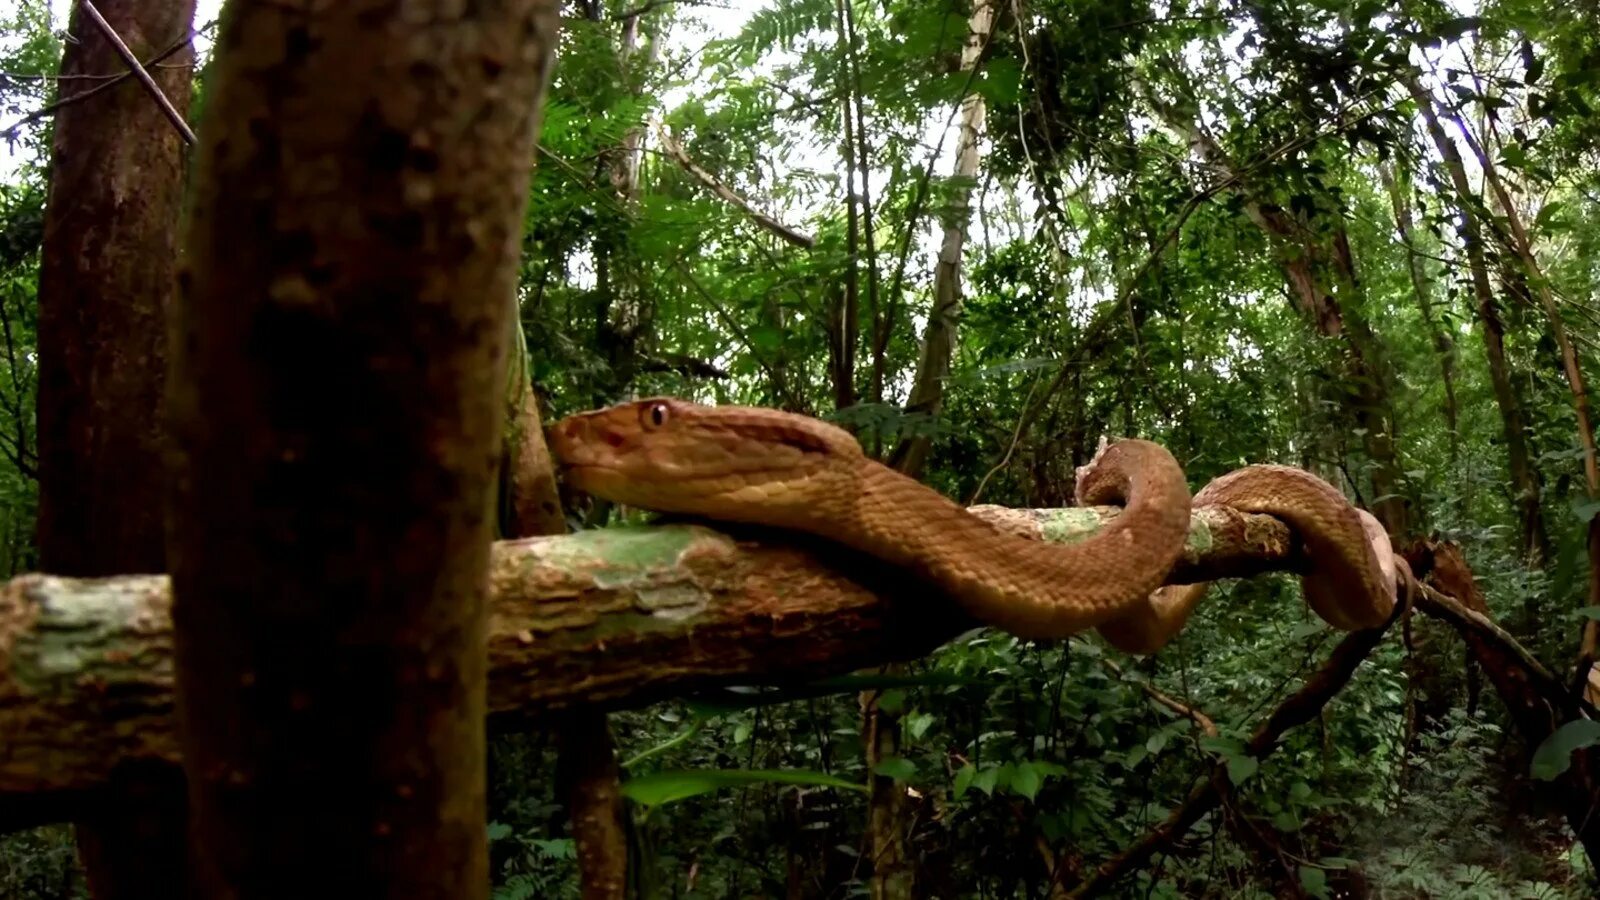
[0,22,208,142]
[77,1,196,144]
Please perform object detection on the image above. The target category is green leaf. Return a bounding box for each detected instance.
[1200,736,1245,756]
[907,712,936,740]
[1124,744,1149,769]
[1531,720,1600,780]
[1289,620,1326,640]
[1298,865,1330,898]
[1571,497,1600,523]
[621,768,867,808]
[486,821,513,841]
[873,756,917,781]
[1576,607,1600,622]
[877,689,907,715]
[1227,754,1259,785]
[1011,762,1043,801]
[952,763,976,799]
[970,766,1002,796]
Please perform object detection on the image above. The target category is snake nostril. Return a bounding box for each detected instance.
[602,428,626,448]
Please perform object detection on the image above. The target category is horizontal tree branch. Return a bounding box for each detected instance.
[3,499,1547,842]
[2,503,1295,826]
[656,125,817,249]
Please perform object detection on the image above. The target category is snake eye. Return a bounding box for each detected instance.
[641,401,670,431]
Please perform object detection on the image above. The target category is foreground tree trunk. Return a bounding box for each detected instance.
[33,0,197,895]
[167,4,560,897]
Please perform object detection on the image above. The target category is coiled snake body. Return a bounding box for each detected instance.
[548,398,1403,651]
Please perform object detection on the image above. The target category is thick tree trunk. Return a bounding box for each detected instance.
[166,4,559,897]
[33,0,197,895]
[1406,75,1551,565]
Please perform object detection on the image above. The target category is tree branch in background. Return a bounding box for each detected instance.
[656,126,816,249]
[638,352,730,380]
[1065,622,1395,898]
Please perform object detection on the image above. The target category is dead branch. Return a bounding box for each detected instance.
[0,20,211,142]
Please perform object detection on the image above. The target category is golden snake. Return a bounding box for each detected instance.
[547,398,1403,650]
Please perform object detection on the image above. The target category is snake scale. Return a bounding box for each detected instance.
[547,397,1405,651]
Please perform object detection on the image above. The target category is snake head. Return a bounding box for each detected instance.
[547,397,864,526]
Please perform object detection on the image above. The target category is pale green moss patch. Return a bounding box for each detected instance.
[14,576,169,694]
[1039,509,1106,544]
[1184,516,1214,554]
[537,524,709,587]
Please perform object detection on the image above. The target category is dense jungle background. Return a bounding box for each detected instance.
[5,0,1600,896]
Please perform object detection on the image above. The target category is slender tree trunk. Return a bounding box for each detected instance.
[1381,163,1459,464]
[593,7,655,400]
[842,0,878,407]
[1406,74,1551,564]
[866,7,994,898]
[167,4,560,897]
[831,0,860,412]
[888,0,995,479]
[1452,108,1600,678]
[34,1,197,895]
[1147,83,1409,533]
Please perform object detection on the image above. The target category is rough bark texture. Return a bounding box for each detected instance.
[1406,76,1550,565]
[36,0,191,596]
[166,4,559,897]
[4,505,1298,817]
[33,0,197,895]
